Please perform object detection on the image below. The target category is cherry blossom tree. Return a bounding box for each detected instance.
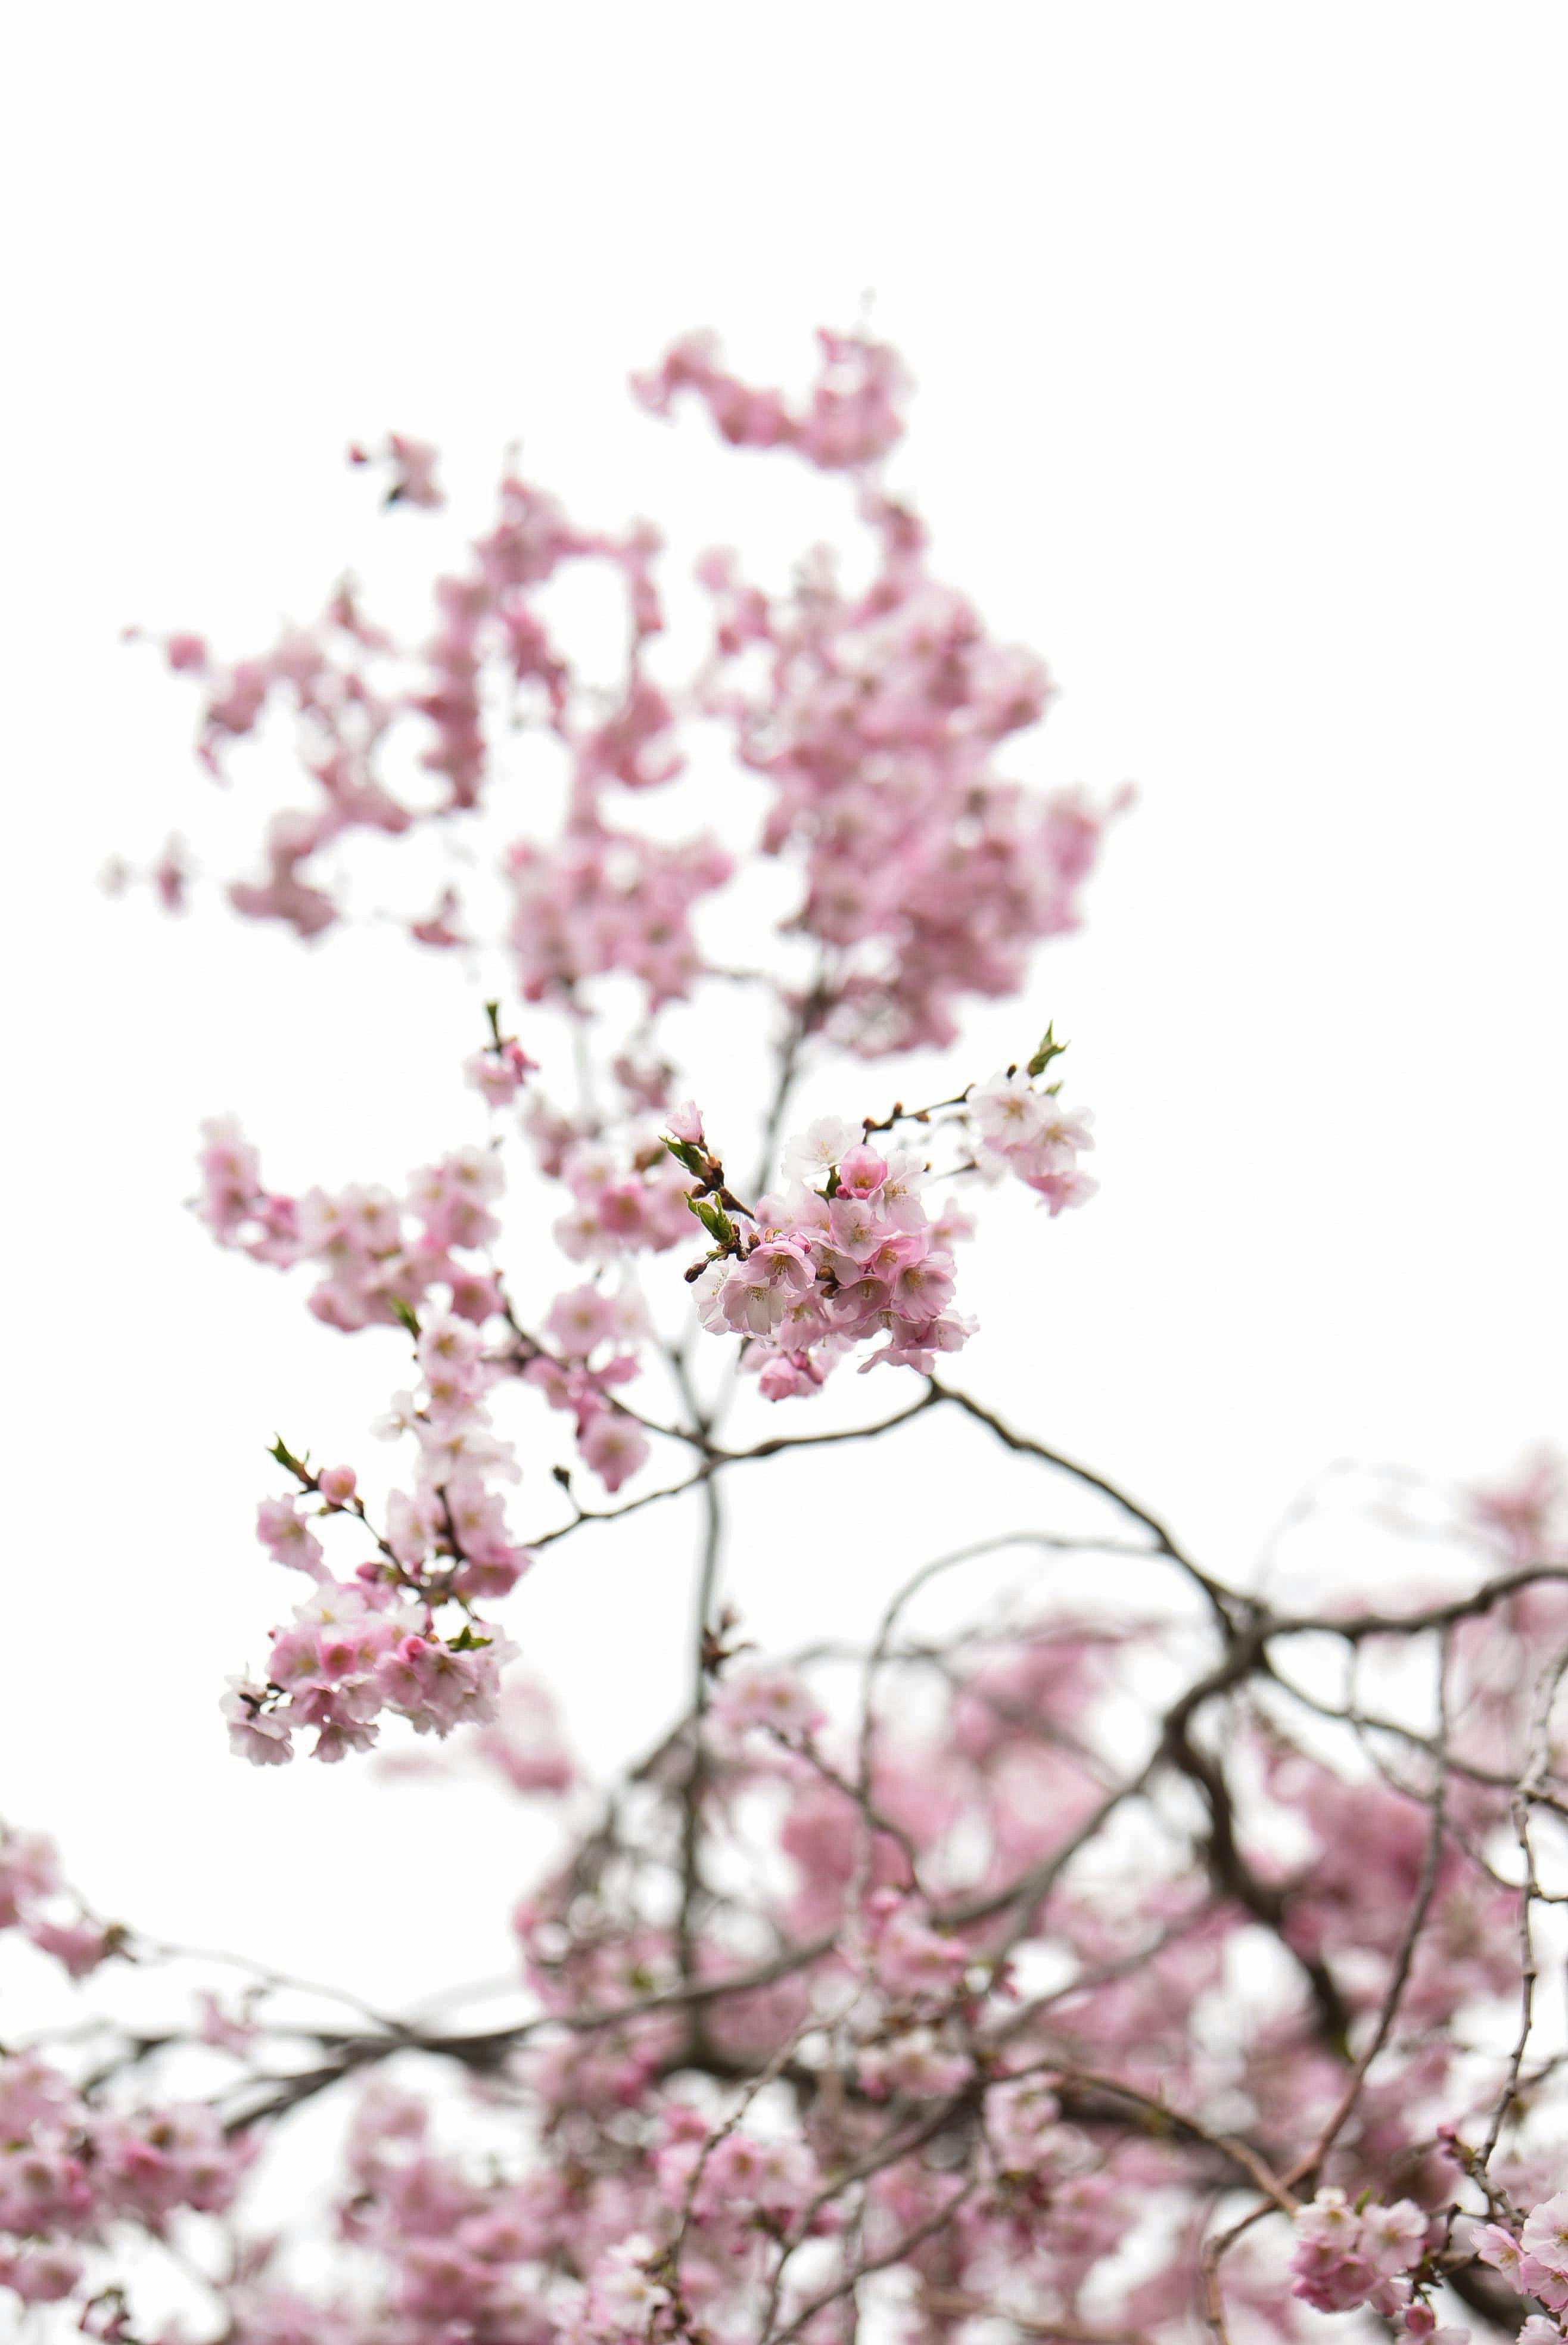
[10,327,1568,2345]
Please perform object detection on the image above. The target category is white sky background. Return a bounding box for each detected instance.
[2,2,1567,2033]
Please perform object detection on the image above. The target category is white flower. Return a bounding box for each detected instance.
[970,1069,1047,1150]
[782,1116,860,1183]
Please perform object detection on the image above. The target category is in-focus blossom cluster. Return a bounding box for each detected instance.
[201,986,1097,1771]
[1477,2197,1568,2326]
[970,1058,1098,1214]
[689,1118,976,1393]
[1292,2187,1568,2345]
[1290,2188,1432,2316]
[673,1057,1092,1397]
[225,1299,542,1764]
[224,1573,515,1768]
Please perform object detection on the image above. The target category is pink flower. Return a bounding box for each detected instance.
[870,1901,970,2002]
[857,2029,972,2101]
[1290,2240,1379,2314]
[26,1920,116,1979]
[1361,2201,1429,2278]
[220,1676,294,1766]
[546,1285,619,1358]
[3,2244,83,2303]
[0,1829,58,1926]
[1293,2190,1362,2250]
[712,1668,825,1746]
[835,1142,890,1196]
[577,1413,649,1494]
[1289,2195,1427,2316]
[757,1350,827,1401]
[587,2235,670,2331]
[256,1497,326,1578]
[1525,2198,1568,2282]
[465,1040,533,1108]
[693,2131,817,2223]
[1476,2223,1525,2282]
[1523,2266,1568,2316]
[971,1069,1047,1148]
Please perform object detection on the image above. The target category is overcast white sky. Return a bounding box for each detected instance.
[2,5,1566,2019]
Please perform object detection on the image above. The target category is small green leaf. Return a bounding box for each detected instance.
[389,1296,422,1338]
[664,1135,706,1176]
[1026,1024,1068,1080]
[447,1625,493,1653]
[686,1194,735,1247]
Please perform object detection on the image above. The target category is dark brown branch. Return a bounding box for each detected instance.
[928,1379,1248,1635]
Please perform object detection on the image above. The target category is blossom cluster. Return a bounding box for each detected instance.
[690,1117,975,1392]
[0,1824,118,1980]
[133,326,1109,1066]
[1477,2197,1568,2332]
[225,1304,539,1764]
[1290,2188,1568,2345]
[677,1063,1094,1395]
[1290,2188,1432,2317]
[631,325,910,471]
[223,1576,515,1768]
[508,828,733,1010]
[0,2049,245,2309]
[195,1116,506,1331]
[692,493,1113,1056]
[969,1060,1098,1212]
[16,1499,1568,2338]
[201,991,1100,1774]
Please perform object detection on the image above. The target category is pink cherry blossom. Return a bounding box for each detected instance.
[1524,2197,1568,2280]
[18,315,1554,2345]
[711,1666,825,1746]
